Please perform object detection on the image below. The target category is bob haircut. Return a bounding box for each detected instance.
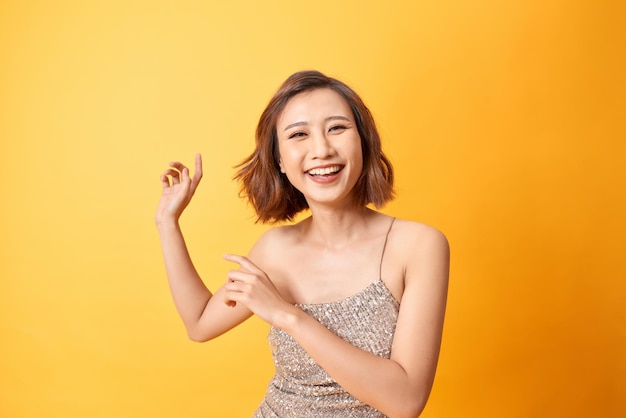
[235,70,394,224]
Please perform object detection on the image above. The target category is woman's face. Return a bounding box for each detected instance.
[276,88,363,209]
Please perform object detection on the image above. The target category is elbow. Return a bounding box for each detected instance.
[187,333,209,343]
[407,404,427,418]
[186,327,212,343]
[387,395,428,418]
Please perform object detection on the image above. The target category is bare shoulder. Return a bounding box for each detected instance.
[392,218,449,256]
[251,223,300,249]
[246,223,301,267]
[387,218,449,290]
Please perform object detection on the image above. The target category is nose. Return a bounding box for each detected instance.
[310,129,334,159]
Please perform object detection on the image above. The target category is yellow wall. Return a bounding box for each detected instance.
[1,1,624,416]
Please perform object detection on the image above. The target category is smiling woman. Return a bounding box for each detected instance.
[156,70,449,417]
[277,88,365,211]
[276,89,363,211]
[236,71,395,224]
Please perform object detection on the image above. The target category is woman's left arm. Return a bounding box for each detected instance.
[283,226,449,418]
[224,225,449,418]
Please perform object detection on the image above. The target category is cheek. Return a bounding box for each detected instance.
[279,144,304,164]
[348,139,364,168]
[278,148,303,177]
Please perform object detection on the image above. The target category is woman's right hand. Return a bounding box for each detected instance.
[155,153,203,225]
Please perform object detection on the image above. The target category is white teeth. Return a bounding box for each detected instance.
[308,166,341,176]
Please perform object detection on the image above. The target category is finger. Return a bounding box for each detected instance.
[190,153,203,193]
[160,174,171,188]
[169,161,188,172]
[226,270,258,286]
[164,168,182,184]
[223,281,247,307]
[163,168,181,177]
[195,153,203,179]
[223,288,242,308]
[180,166,191,183]
[223,254,261,274]
[169,162,188,184]
[223,288,238,307]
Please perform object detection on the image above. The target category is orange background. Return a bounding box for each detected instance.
[1,1,624,417]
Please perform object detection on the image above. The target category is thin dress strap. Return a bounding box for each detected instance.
[379,217,396,279]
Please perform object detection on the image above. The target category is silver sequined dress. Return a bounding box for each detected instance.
[252,275,400,417]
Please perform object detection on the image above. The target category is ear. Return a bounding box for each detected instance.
[278,159,285,173]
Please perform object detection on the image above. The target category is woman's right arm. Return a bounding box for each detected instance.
[155,154,253,341]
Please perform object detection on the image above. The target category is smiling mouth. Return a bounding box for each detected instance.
[306,165,343,176]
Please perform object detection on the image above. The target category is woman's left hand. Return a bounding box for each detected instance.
[223,254,294,327]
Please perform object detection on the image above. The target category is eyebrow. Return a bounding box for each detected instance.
[283,115,351,132]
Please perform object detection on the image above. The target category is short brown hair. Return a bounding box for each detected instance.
[235,70,394,223]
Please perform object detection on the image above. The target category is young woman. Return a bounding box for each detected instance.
[156,70,449,418]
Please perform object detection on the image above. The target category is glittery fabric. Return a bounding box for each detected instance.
[252,277,400,417]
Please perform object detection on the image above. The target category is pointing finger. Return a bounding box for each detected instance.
[223,254,260,273]
[190,153,203,193]
[194,153,203,179]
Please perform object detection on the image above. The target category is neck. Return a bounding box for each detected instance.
[302,205,376,249]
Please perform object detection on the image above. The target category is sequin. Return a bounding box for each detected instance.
[252,277,400,417]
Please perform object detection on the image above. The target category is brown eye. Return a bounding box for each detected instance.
[288,131,307,139]
[329,125,347,133]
